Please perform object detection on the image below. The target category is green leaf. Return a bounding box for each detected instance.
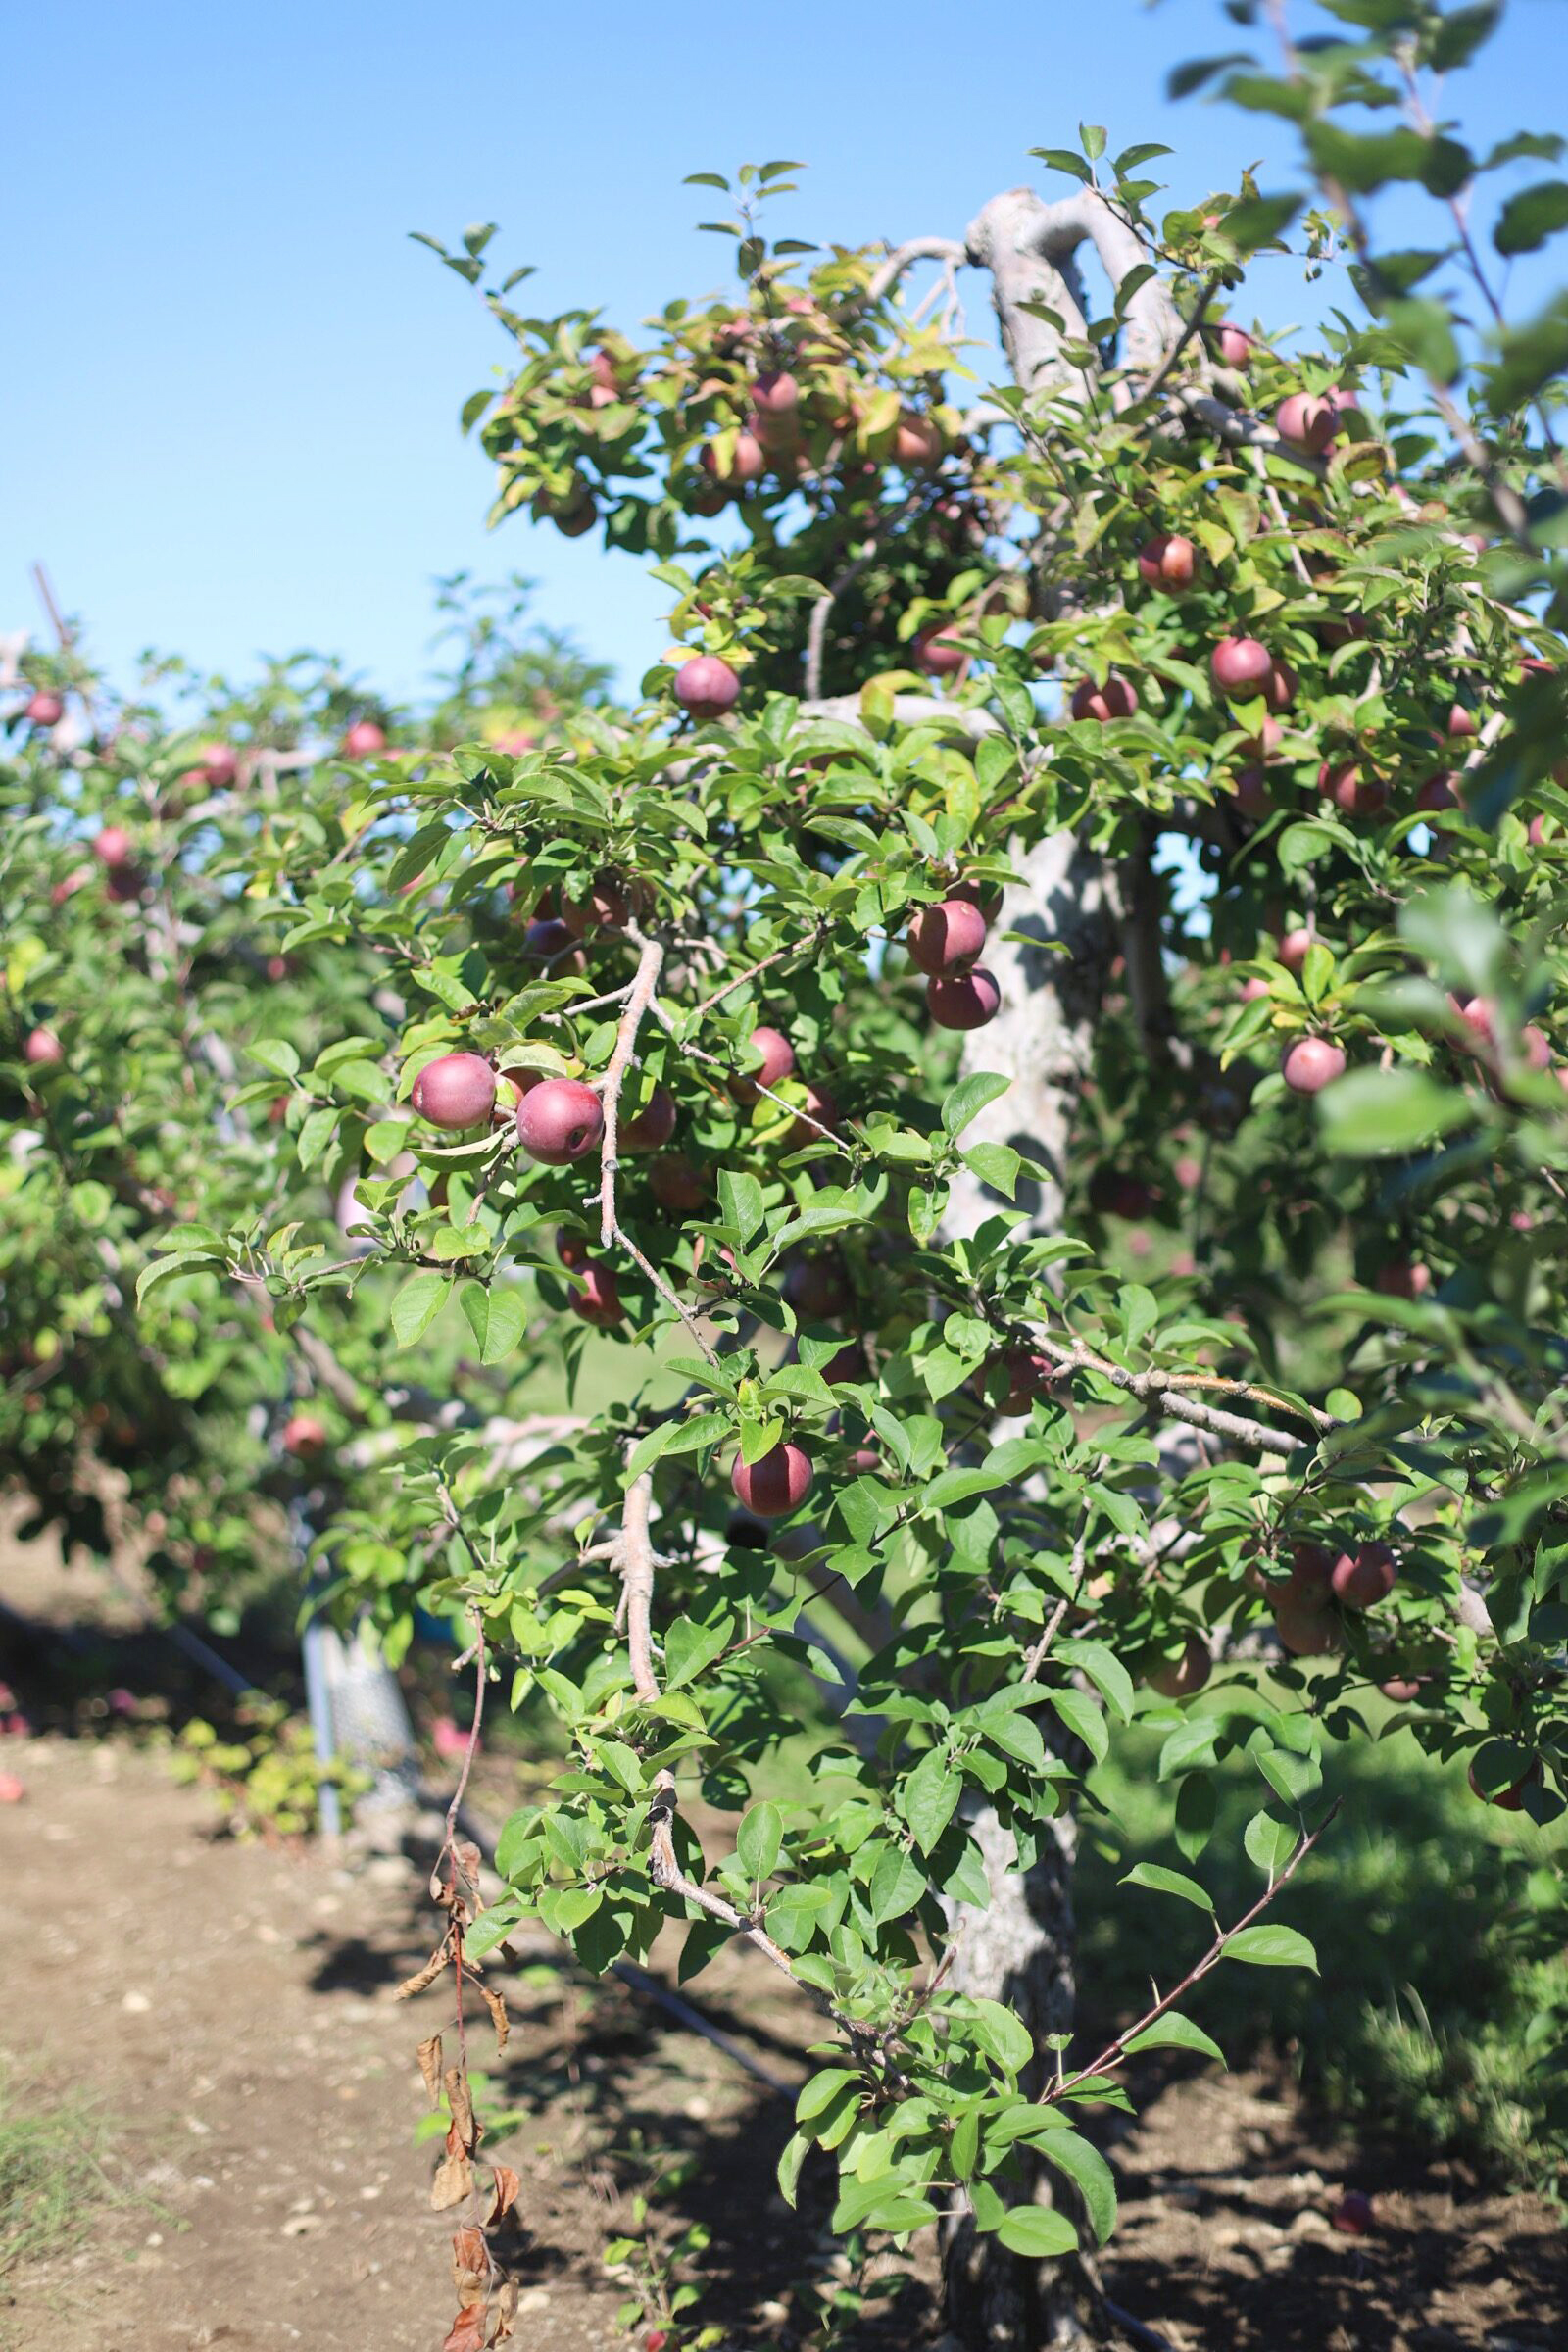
[1317,1066,1470,1157]
[1120,1862,1215,1914]
[995,2206,1078,2258]
[249,1037,300,1078]
[391,1271,451,1348]
[1225,1924,1318,1971]
[1031,147,1094,185]
[1036,2130,1117,2246]
[1045,1686,1107,1767]
[736,1800,783,1883]
[1494,180,1568,258]
[903,1746,960,1854]
[797,2066,858,2124]
[1055,1640,1136,1724]
[943,1070,1011,1138]
[458,1281,527,1364]
[1173,1771,1217,1861]
[777,2130,809,2207]
[1122,2010,1226,2067]
[965,1997,1035,2078]
[868,1843,927,1926]
[962,1142,1021,1198]
[1244,1809,1300,1876]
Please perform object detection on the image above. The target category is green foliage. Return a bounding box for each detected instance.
[168,1701,369,1840]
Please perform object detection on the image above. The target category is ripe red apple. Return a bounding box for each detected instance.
[1418,770,1459,813]
[1375,1261,1431,1299]
[198,741,238,787]
[1210,637,1275,697]
[1318,760,1388,819]
[732,1024,796,1103]
[1276,927,1314,974]
[1379,1673,1426,1704]
[1216,324,1253,368]
[411,1052,497,1130]
[93,824,133,868]
[50,865,91,906]
[1273,1591,1345,1656]
[673,655,741,721]
[1331,1541,1398,1611]
[783,1254,849,1320]
[1331,2190,1375,2236]
[558,1231,592,1271]
[787,1080,841,1151]
[730,1441,814,1517]
[906,898,989,976]
[1137,532,1197,589]
[570,1262,623,1327]
[1275,393,1337,455]
[621,1086,677,1153]
[915,624,967,677]
[949,879,1005,923]
[562,875,630,935]
[523,915,579,963]
[24,1026,63,1068]
[701,432,766,487]
[341,719,387,759]
[0,1773,25,1803]
[928,967,1001,1030]
[821,1340,862,1386]
[1528,814,1549,847]
[1446,701,1478,740]
[1149,1635,1211,1701]
[516,1076,606,1164]
[1069,673,1138,723]
[1283,1036,1346,1094]
[752,368,800,418]
[282,1412,327,1456]
[1467,1755,1542,1811]
[648,1152,706,1213]
[1229,766,1271,821]
[893,411,944,469]
[24,689,64,727]
[1288,1540,1337,1597]
[1264,660,1298,712]
[1239,975,1270,1003]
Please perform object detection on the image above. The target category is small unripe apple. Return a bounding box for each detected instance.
[1137,532,1197,589]
[1283,1036,1346,1094]
[893,411,944,469]
[915,624,967,677]
[1318,760,1388,819]
[1210,637,1275,697]
[412,1052,497,1130]
[648,1152,707,1213]
[673,655,741,721]
[570,1262,623,1327]
[1331,1541,1398,1611]
[730,1441,814,1518]
[24,689,64,727]
[732,1024,796,1103]
[1069,673,1138,723]
[1276,927,1313,974]
[1275,392,1337,455]
[562,875,630,935]
[24,1026,63,1068]
[282,1412,327,1456]
[1331,2191,1375,2236]
[928,967,1001,1030]
[1149,1635,1211,1701]
[621,1086,677,1153]
[516,1077,605,1164]
[1216,324,1253,369]
[783,1254,849,1320]
[93,824,133,869]
[341,719,387,759]
[906,898,989,976]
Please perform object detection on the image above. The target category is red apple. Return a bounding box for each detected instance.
[906,898,989,975]
[1273,1591,1345,1656]
[523,916,579,963]
[732,1024,796,1103]
[1216,324,1253,369]
[1288,1540,1337,1596]
[570,1262,623,1327]
[536,483,598,535]
[1375,1261,1431,1299]
[783,1254,849,1320]
[1149,1635,1211,1701]
[1229,766,1272,821]
[562,875,630,935]
[928,967,1001,1030]
[198,741,237,787]
[915,624,967,678]
[1210,638,1275,697]
[893,411,944,469]
[1137,533,1197,589]
[1318,760,1389,819]
[673,655,741,721]
[730,1441,814,1517]
[1276,927,1314,974]
[24,689,64,727]
[341,720,387,759]
[93,824,133,869]
[411,1052,497,1130]
[752,368,799,418]
[1379,1674,1426,1704]
[1467,1756,1541,1810]
[0,1773,25,1803]
[1239,975,1271,1003]
[558,1230,592,1270]
[1331,2191,1375,2236]
[1331,1541,1398,1611]
[1418,770,1459,813]
[1275,393,1337,456]
[1069,673,1138,723]
[787,1080,841,1151]
[282,1412,327,1456]
[1264,660,1298,712]
[621,1086,677,1153]
[648,1152,707,1213]
[516,1077,606,1165]
[1446,701,1478,740]
[701,432,765,487]
[24,1026,63,1068]
[1283,1036,1346,1094]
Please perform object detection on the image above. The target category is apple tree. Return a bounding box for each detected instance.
[138,3,1567,2343]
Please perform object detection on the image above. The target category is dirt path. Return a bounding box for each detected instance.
[3,1735,1563,2352]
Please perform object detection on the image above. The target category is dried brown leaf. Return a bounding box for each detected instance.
[395,1934,453,2002]
[485,2164,522,2227]
[445,2067,476,2153]
[478,1982,510,2053]
[430,2148,474,2212]
[442,2301,490,2352]
[416,2034,444,2104]
[450,2224,492,2301]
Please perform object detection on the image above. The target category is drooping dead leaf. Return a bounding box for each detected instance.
[395,1933,453,2001]
[431,1838,484,1921]
[430,2148,474,2212]
[487,2284,517,2347]
[444,2068,476,2153]
[441,2301,489,2352]
[416,2034,444,2103]
[484,2164,522,2227]
[450,2224,492,2302]
[478,1981,510,2053]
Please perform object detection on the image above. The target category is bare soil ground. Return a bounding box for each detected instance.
[2,1537,1564,2352]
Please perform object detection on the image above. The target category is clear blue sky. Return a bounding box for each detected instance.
[7,0,1565,709]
